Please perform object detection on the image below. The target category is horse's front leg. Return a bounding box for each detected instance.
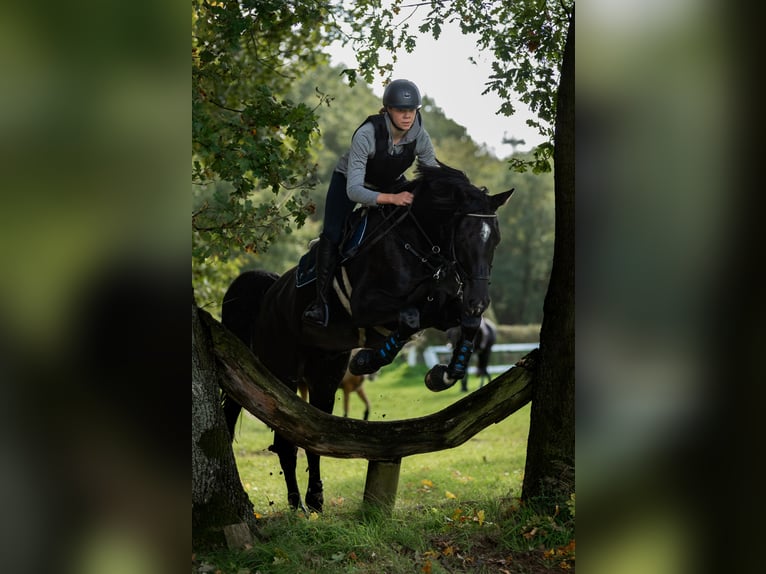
[425,317,480,392]
[349,307,420,375]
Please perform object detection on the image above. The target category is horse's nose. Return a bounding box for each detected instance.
[464,290,489,316]
[466,300,488,316]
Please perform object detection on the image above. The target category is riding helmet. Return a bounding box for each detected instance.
[382,79,422,110]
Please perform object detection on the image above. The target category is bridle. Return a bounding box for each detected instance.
[403,209,498,291]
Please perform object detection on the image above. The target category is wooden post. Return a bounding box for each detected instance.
[223,522,253,550]
[363,459,402,516]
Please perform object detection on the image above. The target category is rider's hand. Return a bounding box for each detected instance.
[378,191,414,206]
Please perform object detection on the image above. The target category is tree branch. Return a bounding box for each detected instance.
[201,309,536,459]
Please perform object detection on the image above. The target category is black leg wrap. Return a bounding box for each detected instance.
[378,333,405,362]
[447,339,474,380]
[349,333,405,375]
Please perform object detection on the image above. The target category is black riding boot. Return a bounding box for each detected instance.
[302,237,337,327]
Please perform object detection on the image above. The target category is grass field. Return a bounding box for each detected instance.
[233,360,531,515]
[195,358,575,573]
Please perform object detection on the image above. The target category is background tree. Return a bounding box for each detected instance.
[192,0,340,262]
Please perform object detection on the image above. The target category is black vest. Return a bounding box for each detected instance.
[353,112,421,189]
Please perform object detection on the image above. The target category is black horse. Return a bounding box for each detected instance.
[221,162,514,512]
[446,317,497,391]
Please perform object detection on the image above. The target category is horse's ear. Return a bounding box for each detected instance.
[490,188,514,212]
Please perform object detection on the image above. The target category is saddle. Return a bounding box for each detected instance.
[295,208,370,288]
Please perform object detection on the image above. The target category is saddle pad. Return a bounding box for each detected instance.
[295,212,369,288]
[295,243,318,288]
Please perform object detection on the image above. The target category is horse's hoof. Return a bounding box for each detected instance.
[306,483,324,513]
[288,492,307,513]
[425,365,458,392]
[349,349,377,375]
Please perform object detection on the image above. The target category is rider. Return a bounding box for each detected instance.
[302,78,440,327]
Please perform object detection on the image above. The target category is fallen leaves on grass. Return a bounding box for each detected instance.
[445,506,489,528]
[542,539,576,570]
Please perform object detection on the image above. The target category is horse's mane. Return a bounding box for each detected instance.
[410,161,488,215]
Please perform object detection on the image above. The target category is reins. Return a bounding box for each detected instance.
[343,205,411,260]
[402,210,452,281]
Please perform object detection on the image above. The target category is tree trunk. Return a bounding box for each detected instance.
[192,293,256,548]
[521,11,576,509]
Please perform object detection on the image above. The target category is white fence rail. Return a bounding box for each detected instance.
[411,343,539,374]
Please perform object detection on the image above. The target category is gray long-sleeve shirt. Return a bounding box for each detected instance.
[334,112,439,206]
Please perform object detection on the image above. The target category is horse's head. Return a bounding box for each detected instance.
[452,187,514,323]
[410,163,514,324]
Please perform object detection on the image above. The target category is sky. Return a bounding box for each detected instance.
[326,20,545,157]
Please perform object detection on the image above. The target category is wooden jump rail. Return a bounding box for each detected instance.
[205,312,536,514]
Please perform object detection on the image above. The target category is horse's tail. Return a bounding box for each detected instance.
[222,269,279,349]
[220,269,279,438]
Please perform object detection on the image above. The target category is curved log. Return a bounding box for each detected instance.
[203,310,536,460]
